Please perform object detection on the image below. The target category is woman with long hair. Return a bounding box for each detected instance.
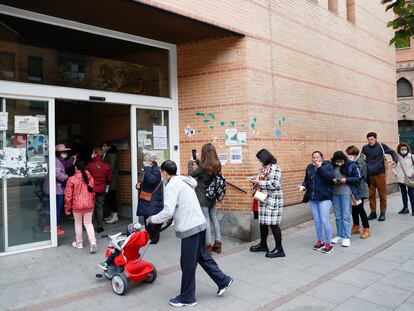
[249,149,285,258]
[65,160,97,253]
[300,151,335,254]
[331,151,361,248]
[188,143,223,253]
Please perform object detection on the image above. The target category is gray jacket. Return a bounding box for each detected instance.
[356,155,369,199]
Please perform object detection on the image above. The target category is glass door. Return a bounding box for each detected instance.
[0,96,55,253]
[131,107,171,222]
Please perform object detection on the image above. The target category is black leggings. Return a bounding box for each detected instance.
[260,224,283,249]
[352,199,369,228]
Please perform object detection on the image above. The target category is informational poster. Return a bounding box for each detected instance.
[144,139,152,146]
[219,154,227,166]
[237,132,247,145]
[27,162,48,177]
[225,128,238,146]
[0,112,8,131]
[8,135,27,148]
[154,137,168,150]
[15,116,39,134]
[27,135,46,160]
[0,147,27,178]
[230,147,243,164]
[138,130,147,147]
[153,125,167,138]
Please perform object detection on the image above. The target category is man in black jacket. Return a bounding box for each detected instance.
[361,132,398,221]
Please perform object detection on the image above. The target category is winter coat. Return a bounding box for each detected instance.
[256,163,284,225]
[103,147,119,190]
[56,157,69,195]
[86,156,112,193]
[188,161,216,208]
[150,175,207,239]
[136,162,163,217]
[333,161,362,201]
[355,156,369,199]
[395,153,414,184]
[64,170,95,214]
[303,161,335,201]
[361,142,398,176]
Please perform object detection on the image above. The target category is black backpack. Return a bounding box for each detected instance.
[205,173,226,202]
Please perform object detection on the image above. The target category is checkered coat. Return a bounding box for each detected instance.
[257,164,284,225]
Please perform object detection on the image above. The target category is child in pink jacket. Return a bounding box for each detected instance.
[65,160,97,253]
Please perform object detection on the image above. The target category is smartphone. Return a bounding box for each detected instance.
[191,149,197,160]
[335,179,341,183]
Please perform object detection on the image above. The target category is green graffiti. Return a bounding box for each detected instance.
[230,121,236,126]
[253,117,257,122]
[203,119,210,123]
[209,125,214,129]
[195,112,205,116]
[207,113,216,120]
[220,121,225,127]
[251,123,255,129]
[241,123,245,128]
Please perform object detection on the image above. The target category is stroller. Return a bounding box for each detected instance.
[99,224,157,295]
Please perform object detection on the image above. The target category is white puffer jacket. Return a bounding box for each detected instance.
[395,153,414,184]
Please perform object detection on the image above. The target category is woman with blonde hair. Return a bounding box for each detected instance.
[188,143,223,253]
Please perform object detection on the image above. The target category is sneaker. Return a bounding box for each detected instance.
[367,212,377,220]
[72,242,83,249]
[106,213,118,224]
[331,236,342,244]
[217,278,233,296]
[313,241,325,251]
[57,226,65,235]
[341,238,351,247]
[398,208,409,214]
[90,243,97,253]
[169,297,197,307]
[104,213,113,221]
[378,213,386,221]
[99,261,108,270]
[321,243,333,254]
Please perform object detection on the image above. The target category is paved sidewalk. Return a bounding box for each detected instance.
[2,193,414,310]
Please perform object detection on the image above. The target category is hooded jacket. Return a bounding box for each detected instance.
[149,175,206,239]
[64,170,95,214]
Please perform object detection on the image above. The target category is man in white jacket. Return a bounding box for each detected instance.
[147,160,233,307]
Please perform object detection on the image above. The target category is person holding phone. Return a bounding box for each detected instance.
[330,151,361,247]
[300,151,335,254]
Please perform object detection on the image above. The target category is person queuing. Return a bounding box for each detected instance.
[394,143,414,216]
[87,147,112,233]
[102,141,119,224]
[300,151,334,254]
[346,146,371,239]
[330,151,361,247]
[188,143,223,254]
[361,132,398,221]
[249,149,285,258]
[136,152,163,244]
[64,160,97,253]
[147,160,233,307]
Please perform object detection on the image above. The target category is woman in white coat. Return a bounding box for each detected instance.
[394,143,414,215]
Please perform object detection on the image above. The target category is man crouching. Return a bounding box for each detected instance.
[147,160,233,307]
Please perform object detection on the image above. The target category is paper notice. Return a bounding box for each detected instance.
[153,125,167,138]
[219,154,227,166]
[153,137,168,150]
[230,147,242,164]
[15,116,39,134]
[225,128,238,146]
[0,112,8,131]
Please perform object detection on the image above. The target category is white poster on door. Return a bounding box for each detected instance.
[154,137,168,150]
[15,116,39,134]
[0,112,8,131]
[153,125,167,138]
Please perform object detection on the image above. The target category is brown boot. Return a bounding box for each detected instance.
[351,225,360,235]
[206,244,213,253]
[360,228,371,239]
[212,240,222,254]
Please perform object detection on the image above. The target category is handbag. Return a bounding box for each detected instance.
[302,190,309,203]
[253,190,268,203]
[400,156,414,188]
[139,182,161,202]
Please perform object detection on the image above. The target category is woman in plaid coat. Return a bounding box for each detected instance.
[249,149,285,258]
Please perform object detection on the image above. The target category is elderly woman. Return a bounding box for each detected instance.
[136,152,163,244]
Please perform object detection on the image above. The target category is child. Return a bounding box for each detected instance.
[64,160,97,253]
[99,223,141,270]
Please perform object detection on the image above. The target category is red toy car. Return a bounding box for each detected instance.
[100,228,157,295]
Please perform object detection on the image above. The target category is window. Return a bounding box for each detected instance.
[346,0,356,24]
[27,56,43,82]
[397,78,413,98]
[396,35,411,49]
[0,51,15,80]
[328,0,338,14]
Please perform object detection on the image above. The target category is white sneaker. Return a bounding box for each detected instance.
[106,213,118,224]
[72,242,83,249]
[331,236,343,244]
[341,238,351,247]
[104,213,113,221]
[90,243,97,253]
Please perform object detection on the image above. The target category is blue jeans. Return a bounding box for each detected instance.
[309,200,332,244]
[56,194,64,226]
[332,194,352,239]
[201,206,221,245]
[399,183,414,211]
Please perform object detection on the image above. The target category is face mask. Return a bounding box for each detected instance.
[143,161,149,167]
[401,150,408,155]
[61,153,67,159]
[347,156,355,161]
[335,161,344,167]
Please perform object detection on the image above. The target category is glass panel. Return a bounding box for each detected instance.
[136,109,170,183]
[0,97,51,249]
[0,13,170,97]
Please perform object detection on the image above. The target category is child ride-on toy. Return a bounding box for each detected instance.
[99,227,157,295]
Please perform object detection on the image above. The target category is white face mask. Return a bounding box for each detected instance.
[401,150,408,155]
[61,153,68,159]
[347,155,355,161]
[143,161,149,167]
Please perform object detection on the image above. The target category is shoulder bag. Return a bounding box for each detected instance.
[139,182,161,202]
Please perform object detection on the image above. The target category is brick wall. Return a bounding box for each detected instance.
[171,0,398,212]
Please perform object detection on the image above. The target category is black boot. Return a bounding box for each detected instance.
[398,208,409,214]
[266,247,286,258]
[378,213,386,221]
[250,243,269,252]
[367,212,377,220]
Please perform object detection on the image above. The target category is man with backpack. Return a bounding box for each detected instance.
[147,160,233,307]
[361,132,398,221]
